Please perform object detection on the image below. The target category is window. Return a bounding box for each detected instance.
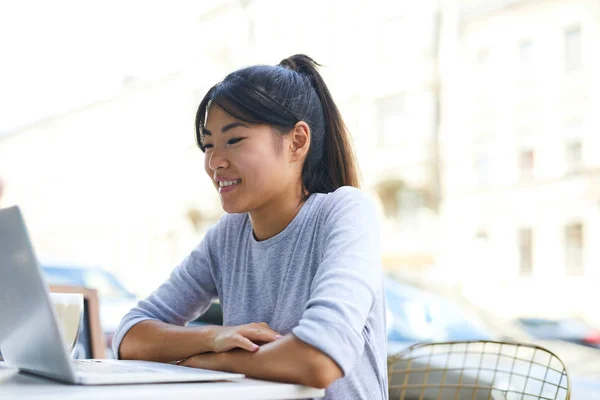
[519,228,533,276]
[474,132,492,185]
[518,149,535,182]
[474,230,491,263]
[565,223,584,276]
[519,39,533,75]
[475,48,489,68]
[565,140,583,173]
[565,26,582,72]
[376,94,406,147]
[473,149,490,185]
[564,120,583,173]
[474,48,489,87]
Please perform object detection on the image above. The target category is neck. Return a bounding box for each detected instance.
[249,185,306,241]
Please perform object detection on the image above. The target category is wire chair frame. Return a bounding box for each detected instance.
[388,340,571,400]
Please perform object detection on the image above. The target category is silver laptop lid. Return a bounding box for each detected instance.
[0,206,76,383]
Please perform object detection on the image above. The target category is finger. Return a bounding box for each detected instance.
[242,327,283,343]
[233,335,260,352]
[249,323,281,337]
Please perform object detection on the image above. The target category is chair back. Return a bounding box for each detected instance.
[388,340,570,400]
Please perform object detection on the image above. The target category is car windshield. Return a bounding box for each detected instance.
[82,269,135,300]
[43,267,85,287]
[385,278,529,343]
[43,265,135,300]
[520,317,597,337]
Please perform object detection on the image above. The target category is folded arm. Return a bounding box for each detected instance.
[119,320,282,363]
[181,189,384,389]
[180,333,342,389]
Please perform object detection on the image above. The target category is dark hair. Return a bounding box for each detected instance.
[195,54,360,199]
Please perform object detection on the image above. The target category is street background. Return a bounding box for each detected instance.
[1,0,599,331]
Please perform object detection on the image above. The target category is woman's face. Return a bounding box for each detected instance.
[203,105,298,214]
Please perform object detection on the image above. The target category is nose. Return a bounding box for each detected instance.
[207,147,229,171]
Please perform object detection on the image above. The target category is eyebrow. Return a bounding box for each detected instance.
[202,122,249,136]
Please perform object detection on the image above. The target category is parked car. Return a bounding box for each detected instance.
[516,316,600,349]
[384,277,495,343]
[42,264,139,356]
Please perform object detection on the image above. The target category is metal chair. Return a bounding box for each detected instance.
[388,340,570,400]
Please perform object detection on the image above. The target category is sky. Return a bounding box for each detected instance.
[0,0,213,135]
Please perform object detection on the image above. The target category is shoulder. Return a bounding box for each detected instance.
[329,186,373,204]
[308,186,381,240]
[321,186,379,221]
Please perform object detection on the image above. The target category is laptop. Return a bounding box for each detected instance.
[0,205,245,385]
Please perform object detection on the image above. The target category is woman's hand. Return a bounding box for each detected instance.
[209,322,282,353]
[179,352,223,370]
[178,335,342,389]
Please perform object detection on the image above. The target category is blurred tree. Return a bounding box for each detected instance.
[375,178,404,219]
[186,207,205,233]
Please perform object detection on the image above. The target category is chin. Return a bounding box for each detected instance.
[220,201,247,214]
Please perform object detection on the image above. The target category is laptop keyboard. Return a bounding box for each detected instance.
[73,359,162,374]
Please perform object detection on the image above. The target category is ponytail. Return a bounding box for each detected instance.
[279,55,360,197]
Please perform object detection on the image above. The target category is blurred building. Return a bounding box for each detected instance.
[5,0,600,325]
[0,3,229,295]
[0,63,222,295]
[345,1,445,273]
[440,0,600,322]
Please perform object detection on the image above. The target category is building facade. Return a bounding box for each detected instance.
[440,0,600,321]
[4,0,599,323]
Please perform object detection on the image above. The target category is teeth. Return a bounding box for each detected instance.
[219,179,241,188]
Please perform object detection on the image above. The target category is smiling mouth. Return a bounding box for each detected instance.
[218,179,242,188]
[218,179,241,193]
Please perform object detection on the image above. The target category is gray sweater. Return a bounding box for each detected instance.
[112,186,388,399]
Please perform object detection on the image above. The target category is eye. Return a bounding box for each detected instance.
[202,144,214,150]
[227,138,245,145]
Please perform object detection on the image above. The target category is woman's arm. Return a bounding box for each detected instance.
[114,217,282,361]
[119,320,216,362]
[179,334,343,389]
[119,320,283,363]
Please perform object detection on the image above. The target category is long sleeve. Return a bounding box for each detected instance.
[111,226,220,358]
[292,187,383,376]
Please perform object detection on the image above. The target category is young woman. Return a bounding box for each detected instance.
[113,54,387,399]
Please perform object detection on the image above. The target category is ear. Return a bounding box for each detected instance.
[289,121,310,162]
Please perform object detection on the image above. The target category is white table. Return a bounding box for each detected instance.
[0,364,325,400]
